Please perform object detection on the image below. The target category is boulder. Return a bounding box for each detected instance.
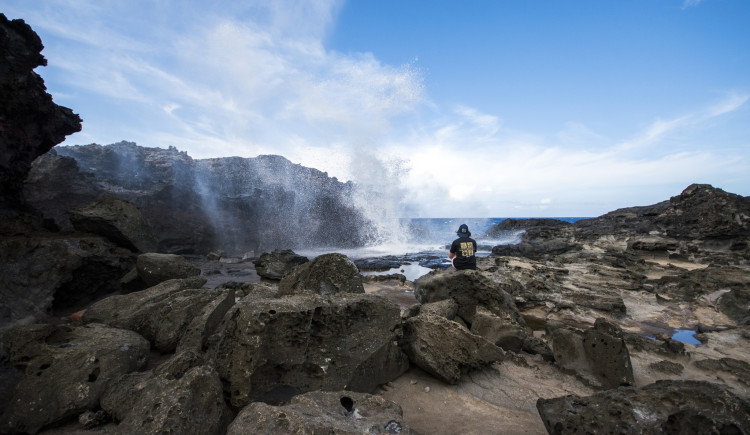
[82,277,222,353]
[550,319,634,389]
[227,391,415,434]
[209,292,407,408]
[0,14,82,213]
[414,270,525,327]
[470,305,529,352]
[418,299,459,320]
[101,365,232,435]
[1,323,149,434]
[278,253,364,296]
[136,252,201,286]
[69,195,157,252]
[253,249,309,280]
[536,380,750,434]
[401,313,505,384]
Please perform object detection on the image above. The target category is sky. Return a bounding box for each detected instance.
[4,0,749,218]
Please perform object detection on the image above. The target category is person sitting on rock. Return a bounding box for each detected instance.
[449,223,477,270]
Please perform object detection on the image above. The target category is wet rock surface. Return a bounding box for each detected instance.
[253,249,309,280]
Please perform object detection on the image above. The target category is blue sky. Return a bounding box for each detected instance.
[4,0,749,217]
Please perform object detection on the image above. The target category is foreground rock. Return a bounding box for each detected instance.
[1,323,149,434]
[278,253,365,296]
[228,391,415,434]
[253,249,309,280]
[209,292,408,408]
[69,195,157,253]
[135,252,201,286]
[537,380,750,434]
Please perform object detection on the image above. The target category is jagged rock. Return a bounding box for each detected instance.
[694,358,750,386]
[719,287,750,323]
[253,249,309,280]
[136,252,201,286]
[521,336,555,362]
[209,292,407,408]
[69,195,157,252]
[0,233,135,332]
[0,14,82,213]
[101,365,232,435]
[536,380,750,434]
[227,391,415,434]
[401,313,505,384]
[278,253,364,296]
[419,299,459,320]
[81,277,224,353]
[414,269,525,327]
[470,306,529,353]
[649,360,684,375]
[651,265,750,303]
[1,323,149,434]
[551,319,635,389]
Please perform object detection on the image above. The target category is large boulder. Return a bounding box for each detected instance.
[227,391,415,434]
[470,306,529,353]
[278,253,365,296]
[414,269,525,327]
[550,319,634,389]
[81,277,221,353]
[100,365,232,435]
[0,14,81,213]
[537,380,750,434]
[401,313,505,384]
[136,252,201,286]
[253,249,309,280]
[1,323,149,434]
[69,195,157,252]
[208,292,407,408]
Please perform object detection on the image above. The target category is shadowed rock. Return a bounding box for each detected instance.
[1,324,149,434]
[278,253,364,296]
[136,252,201,286]
[537,380,750,434]
[228,391,415,434]
[253,249,309,280]
[69,195,157,253]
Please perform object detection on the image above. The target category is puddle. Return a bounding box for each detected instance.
[671,329,701,345]
[362,263,433,282]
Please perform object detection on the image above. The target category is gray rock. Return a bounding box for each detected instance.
[254,249,309,280]
[694,358,750,386]
[470,306,529,353]
[537,380,750,434]
[136,252,201,286]
[278,253,364,296]
[401,313,505,384]
[82,276,215,353]
[227,390,415,434]
[1,324,149,434]
[521,335,555,362]
[69,195,157,253]
[209,292,407,408]
[101,365,232,435]
[419,299,459,320]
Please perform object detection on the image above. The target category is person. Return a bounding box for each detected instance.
[449,223,477,270]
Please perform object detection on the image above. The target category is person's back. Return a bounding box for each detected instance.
[449,224,477,270]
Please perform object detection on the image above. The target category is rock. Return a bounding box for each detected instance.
[651,265,750,303]
[0,14,81,213]
[536,380,750,434]
[227,391,415,434]
[694,358,750,386]
[419,299,459,320]
[278,253,364,296]
[401,313,505,384]
[719,287,750,323]
[253,249,309,280]
[81,277,221,353]
[551,319,634,389]
[1,323,149,434]
[136,252,201,286]
[470,306,529,353]
[414,270,525,327]
[69,195,157,253]
[101,365,232,435]
[649,360,684,375]
[521,336,555,362]
[484,218,572,235]
[209,292,407,408]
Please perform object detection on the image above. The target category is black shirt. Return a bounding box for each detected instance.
[450,236,477,270]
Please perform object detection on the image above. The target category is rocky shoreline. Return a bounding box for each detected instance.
[2,13,750,435]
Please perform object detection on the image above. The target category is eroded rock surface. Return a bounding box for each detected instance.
[69,195,157,253]
[253,249,309,280]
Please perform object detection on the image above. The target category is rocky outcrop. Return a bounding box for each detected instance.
[228,391,415,434]
[208,292,407,408]
[69,195,157,253]
[1,323,149,434]
[24,142,378,254]
[536,380,750,434]
[278,253,365,296]
[254,249,309,280]
[0,14,82,214]
[136,252,201,286]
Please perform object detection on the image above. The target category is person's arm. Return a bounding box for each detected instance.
[449,251,456,259]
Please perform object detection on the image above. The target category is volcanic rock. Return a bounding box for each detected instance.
[1,323,149,434]
[536,380,750,434]
[69,195,157,253]
[136,252,201,286]
[253,249,309,280]
[227,391,415,434]
[278,253,364,296]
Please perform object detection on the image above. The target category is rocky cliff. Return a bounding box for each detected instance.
[25,142,377,254]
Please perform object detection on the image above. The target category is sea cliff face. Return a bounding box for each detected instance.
[24,142,377,254]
